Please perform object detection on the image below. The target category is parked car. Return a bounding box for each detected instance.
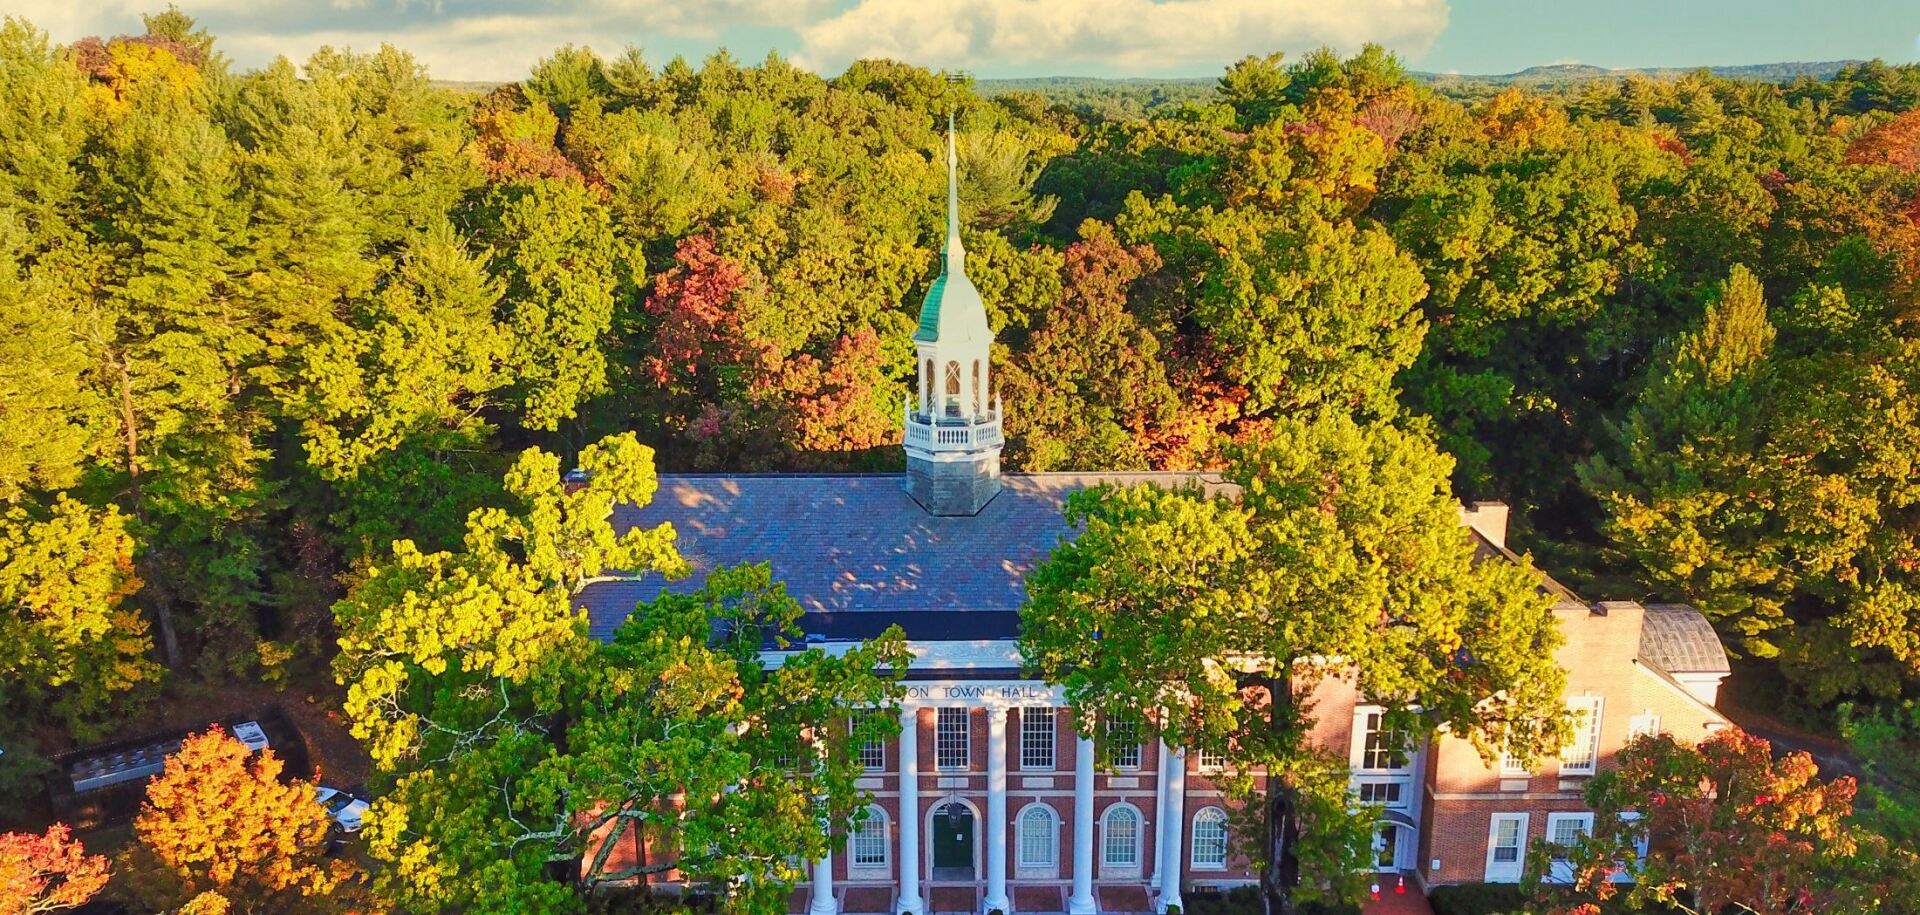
[315,786,369,833]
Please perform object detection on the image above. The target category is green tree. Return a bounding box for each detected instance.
[334,434,910,914]
[1120,193,1428,423]
[526,45,611,119]
[1218,52,1291,130]
[485,179,623,431]
[1581,265,1787,656]
[0,495,159,735]
[1021,412,1568,913]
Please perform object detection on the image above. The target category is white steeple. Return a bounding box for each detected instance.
[903,113,1003,516]
[912,114,993,349]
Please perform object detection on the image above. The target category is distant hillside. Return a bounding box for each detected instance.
[1422,60,1856,84]
[437,61,1865,112]
[977,60,1863,114]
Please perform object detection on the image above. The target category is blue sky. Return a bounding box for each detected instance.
[14,0,1919,83]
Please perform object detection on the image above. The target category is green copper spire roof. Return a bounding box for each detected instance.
[913,114,993,346]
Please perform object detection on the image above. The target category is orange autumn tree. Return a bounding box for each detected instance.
[0,824,109,915]
[122,728,353,914]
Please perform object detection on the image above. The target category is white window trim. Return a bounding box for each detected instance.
[1484,812,1529,883]
[1195,748,1227,772]
[937,707,970,772]
[1499,744,1531,777]
[1016,803,1060,870]
[1352,776,1412,811]
[1189,806,1230,870]
[1613,811,1649,883]
[1629,711,1662,741]
[850,805,890,870]
[1350,705,1410,774]
[1543,812,1594,884]
[1104,719,1141,771]
[1021,707,1056,772]
[1561,696,1604,776]
[853,711,885,772]
[1101,803,1145,872]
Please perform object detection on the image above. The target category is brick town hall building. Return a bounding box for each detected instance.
[578,122,1734,914]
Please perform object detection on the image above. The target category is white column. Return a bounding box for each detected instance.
[1150,739,1168,890]
[809,850,837,915]
[983,708,1011,915]
[1068,732,1097,915]
[1157,748,1186,913]
[898,707,925,915]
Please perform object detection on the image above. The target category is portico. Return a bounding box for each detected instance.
[809,677,1165,915]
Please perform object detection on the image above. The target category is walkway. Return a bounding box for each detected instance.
[1362,886,1435,915]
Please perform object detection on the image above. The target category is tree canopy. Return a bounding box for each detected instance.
[333,433,910,914]
[1020,411,1569,909]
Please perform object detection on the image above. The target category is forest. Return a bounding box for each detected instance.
[4,5,1920,913]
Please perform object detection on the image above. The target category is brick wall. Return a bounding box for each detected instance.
[1419,602,1729,886]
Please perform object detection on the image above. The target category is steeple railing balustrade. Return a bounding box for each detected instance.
[904,405,1002,451]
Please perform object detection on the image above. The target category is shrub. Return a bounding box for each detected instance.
[1428,883,1531,915]
[1182,885,1360,915]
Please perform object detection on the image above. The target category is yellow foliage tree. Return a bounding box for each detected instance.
[123,729,355,914]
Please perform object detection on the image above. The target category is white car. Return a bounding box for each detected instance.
[315,786,369,833]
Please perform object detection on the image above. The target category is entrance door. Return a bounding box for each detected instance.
[1483,813,1529,883]
[931,802,976,880]
[1372,823,1405,872]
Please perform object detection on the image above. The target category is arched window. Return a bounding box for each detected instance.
[923,359,934,410]
[971,360,981,416]
[1190,807,1229,870]
[1102,804,1140,867]
[851,805,888,868]
[944,361,962,415]
[1018,804,1058,868]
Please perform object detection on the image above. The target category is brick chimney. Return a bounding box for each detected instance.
[1459,501,1510,550]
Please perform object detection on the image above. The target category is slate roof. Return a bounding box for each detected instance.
[1464,527,1583,604]
[1638,603,1732,674]
[578,472,1231,642]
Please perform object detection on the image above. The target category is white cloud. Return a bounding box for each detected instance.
[3,0,1450,82]
[2,0,835,82]
[796,0,1451,74]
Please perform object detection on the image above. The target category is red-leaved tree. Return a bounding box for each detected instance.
[0,824,110,915]
[1535,729,1913,914]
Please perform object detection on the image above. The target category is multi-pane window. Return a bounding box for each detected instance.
[1102,806,1140,866]
[1196,748,1227,772]
[1548,813,1593,858]
[1490,816,1524,864]
[937,707,970,770]
[1018,805,1057,867]
[1190,807,1229,869]
[1359,711,1407,771]
[1104,719,1140,770]
[852,710,885,771]
[1545,812,1594,883]
[1021,708,1056,770]
[1629,712,1662,740]
[1355,780,1404,808]
[1499,746,1531,776]
[1561,697,1604,775]
[851,806,888,867]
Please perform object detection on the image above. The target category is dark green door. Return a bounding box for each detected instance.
[932,803,974,872]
